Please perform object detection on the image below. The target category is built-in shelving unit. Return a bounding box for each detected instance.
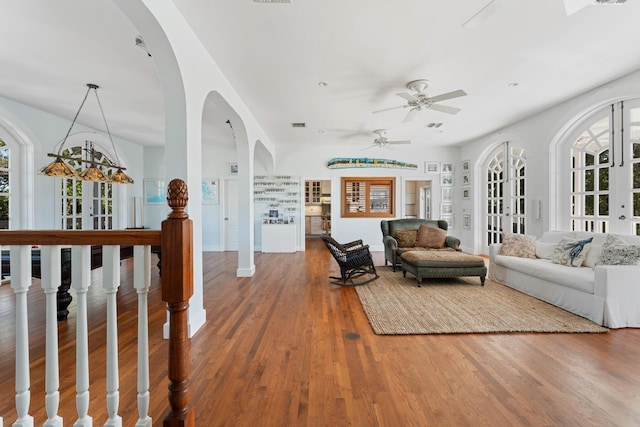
[254,175,300,222]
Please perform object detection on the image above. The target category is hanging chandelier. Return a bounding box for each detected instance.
[40,83,134,184]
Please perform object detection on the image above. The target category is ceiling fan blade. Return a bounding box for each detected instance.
[428,89,467,103]
[387,140,411,145]
[403,108,419,123]
[396,92,418,102]
[429,103,461,115]
[372,105,406,114]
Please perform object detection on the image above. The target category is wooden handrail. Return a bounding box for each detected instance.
[0,229,161,246]
[0,178,195,426]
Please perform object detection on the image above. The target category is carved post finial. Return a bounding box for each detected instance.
[167,179,189,219]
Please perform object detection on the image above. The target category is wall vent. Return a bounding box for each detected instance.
[291,122,306,128]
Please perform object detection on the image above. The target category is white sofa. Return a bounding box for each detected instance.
[489,231,640,328]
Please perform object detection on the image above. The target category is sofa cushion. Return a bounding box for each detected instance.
[493,255,595,294]
[415,224,446,249]
[597,234,640,265]
[392,229,418,247]
[550,237,593,267]
[500,233,536,258]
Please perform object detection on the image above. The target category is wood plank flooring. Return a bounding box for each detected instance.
[1,238,640,426]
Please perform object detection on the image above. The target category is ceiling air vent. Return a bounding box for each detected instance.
[426,122,443,128]
[253,0,291,3]
[291,122,306,128]
[593,0,627,4]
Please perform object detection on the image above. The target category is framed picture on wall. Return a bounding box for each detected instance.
[462,159,470,172]
[143,179,166,204]
[442,215,454,229]
[441,162,454,173]
[462,187,470,200]
[440,203,453,215]
[462,173,470,185]
[425,161,440,173]
[441,174,454,186]
[202,178,219,204]
[463,214,471,229]
[228,162,238,175]
[441,187,453,202]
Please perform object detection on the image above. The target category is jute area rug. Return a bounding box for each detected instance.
[354,266,608,335]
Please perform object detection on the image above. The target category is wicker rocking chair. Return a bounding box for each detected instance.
[321,236,378,286]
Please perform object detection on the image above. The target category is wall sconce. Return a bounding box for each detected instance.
[40,83,134,184]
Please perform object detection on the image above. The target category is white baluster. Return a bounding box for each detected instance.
[102,246,122,427]
[134,246,152,427]
[10,245,34,427]
[41,246,63,427]
[72,246,93,427]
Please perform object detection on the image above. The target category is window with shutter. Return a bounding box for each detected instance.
[341,177,395,217]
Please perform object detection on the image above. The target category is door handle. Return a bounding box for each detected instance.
[224,217,229,221]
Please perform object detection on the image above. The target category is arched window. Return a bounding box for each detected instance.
[485,142,526,246]
[567,100,640,235]
[0,138,9,229]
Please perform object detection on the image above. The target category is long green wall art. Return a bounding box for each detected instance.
[327,157,418,170]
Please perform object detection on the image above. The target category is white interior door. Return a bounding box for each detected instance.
[224,179,239,251]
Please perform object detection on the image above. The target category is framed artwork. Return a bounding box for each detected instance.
[144,179,166,204]
[441,173,454,186]
[462,159,470,172]
[441,162,454,173]
[442,215,454,229]
[202,178,219,204]
[462,173,470,185]
[441,187,453,202]
[425,161,440,173]
[463,214,471,230]
[440,203,453,215]
[228,162,239,175]
[462,187,470,200]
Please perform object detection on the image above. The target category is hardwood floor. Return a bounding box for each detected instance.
[2,238,640,426]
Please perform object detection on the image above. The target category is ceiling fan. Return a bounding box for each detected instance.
[367,129,411,149]
[373,79,467,122]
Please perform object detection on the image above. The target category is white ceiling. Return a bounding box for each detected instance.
[1,0,640,151]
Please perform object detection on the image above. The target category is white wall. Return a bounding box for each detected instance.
[459,68,640,254]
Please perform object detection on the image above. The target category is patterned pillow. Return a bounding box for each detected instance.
[597,234,640,265]
[500,233,536,258]
[550,237,593,267]
[392,229,418,248]
[414,224,446,249]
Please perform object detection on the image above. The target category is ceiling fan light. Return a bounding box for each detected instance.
[39,156,78,178]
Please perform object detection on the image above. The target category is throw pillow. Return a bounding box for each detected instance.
[597,234,640,265]
[550,237,593,267]
[392,229,418,248]
[500,233,536,259]
[414,224,446,249]
[535,241,556,259]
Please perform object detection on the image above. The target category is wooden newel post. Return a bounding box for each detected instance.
[161,179,196,427]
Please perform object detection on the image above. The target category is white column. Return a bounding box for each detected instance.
[72,245,93,427]
[41,246,63,427]
[10,245,33,427]
[102,246,122,427]
[134,245,152,427]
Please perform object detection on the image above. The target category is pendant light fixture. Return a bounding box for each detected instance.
[40,83,134,184]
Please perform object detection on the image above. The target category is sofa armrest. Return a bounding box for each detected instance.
[383,235,398,251]
[445,236,461,251]
[489,243,502,262]
[593,264,640,298]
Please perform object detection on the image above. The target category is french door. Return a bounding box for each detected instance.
[485,142,527,246]
[60,178,113,230]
